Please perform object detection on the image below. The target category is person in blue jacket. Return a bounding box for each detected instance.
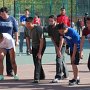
[57,23,80,85]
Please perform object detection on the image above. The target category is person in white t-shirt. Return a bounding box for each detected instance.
[0,33,19,80]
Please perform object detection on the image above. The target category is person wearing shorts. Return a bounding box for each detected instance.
[0,33,19,80]
[0,7,18,76]
[57,23,80,85]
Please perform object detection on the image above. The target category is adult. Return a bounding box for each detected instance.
[57,7,70,27]
[0,7,18,76]
[57,23,80,85]
[19,9,30,55]
[47,15,69,83]
[33,14,41,25]
[0,33,19,80]
[80,17,90,70]
[26,17,46,83]
[57,7,70,54]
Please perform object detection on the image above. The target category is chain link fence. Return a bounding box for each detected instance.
[0,0,90,26]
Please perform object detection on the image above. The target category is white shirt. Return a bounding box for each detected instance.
[0,33,15,51]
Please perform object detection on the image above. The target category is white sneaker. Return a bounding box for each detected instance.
[18,52,23,56]
[0,75,4,80]
[13,75,19,80]
[51,78,60,83]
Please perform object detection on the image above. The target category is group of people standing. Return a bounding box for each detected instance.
[19,9,41,55]
[0,7,19,80]
[0,6,90,86]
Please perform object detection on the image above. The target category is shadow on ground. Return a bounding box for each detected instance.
[0,79,90,90]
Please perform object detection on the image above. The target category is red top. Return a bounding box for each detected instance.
[82,27,90,36]
[57,15,70,27]
[33,17,41,25]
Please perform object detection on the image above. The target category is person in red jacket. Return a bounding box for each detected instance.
[33,15,41,25]
[57,7,70,27]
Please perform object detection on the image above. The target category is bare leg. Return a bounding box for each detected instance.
[72,65,78,79]
[9,48,17,75]
[0,49,6,75]
[26,37,30,54]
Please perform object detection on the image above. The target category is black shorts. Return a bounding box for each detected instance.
[70,51,80,65]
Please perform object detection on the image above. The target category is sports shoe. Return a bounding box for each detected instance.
[76,79,80,84]
[13,75,19,80]
[26,50,30,55]
[7,73,13,77]
[32,80,39,83]
[18,52,23,56]
[69,79,80,85]
[51,78,60,83]
[0,75,4,80]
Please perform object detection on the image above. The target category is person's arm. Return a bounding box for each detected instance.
[20,16,26,26]
[51,36,64,57]
[80,36,85,59]
[51,37,58,49]
[20,19,26,26]
[11,17,19,46]
[15,32,19,46]
[37,37,44,59]
[37,27,45,59]
[38,38,44,54]
[59,36,64,51]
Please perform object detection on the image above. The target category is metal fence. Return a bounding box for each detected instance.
[14,0,76,25]
[0,0,90,25]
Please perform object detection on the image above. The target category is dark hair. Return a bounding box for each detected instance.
[60,7,65,11]
[25,9,29,11]
[0,7,8,13]
[48,15,56,20]
[57,23,68,30]
[87,16,90,21]
[26,17,33,22]
[85,13,88,15]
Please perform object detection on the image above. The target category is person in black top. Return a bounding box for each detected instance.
[47,15,69,83]
[25,17,46,83]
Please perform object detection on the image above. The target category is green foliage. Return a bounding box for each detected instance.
[0,0,77,17]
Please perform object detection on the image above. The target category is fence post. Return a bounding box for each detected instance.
[14,0,16,17]
[71,0,73,27]
[31,0,34,17]
[3,0,5,7]
[50,0,52,15]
